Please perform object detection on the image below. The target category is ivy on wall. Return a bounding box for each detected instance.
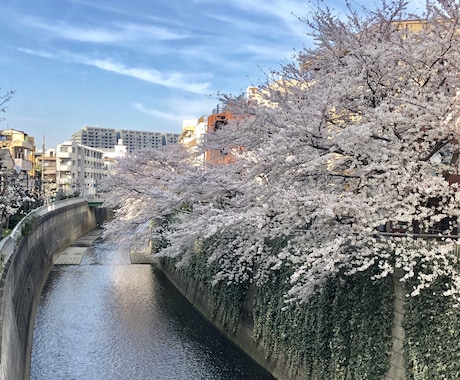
[404,276,460,380]
[253,265,394,379]
[157,226,460,379]
[161,234,394,378]
[162,237,249,334]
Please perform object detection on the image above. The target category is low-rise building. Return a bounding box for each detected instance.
[103,139,127,174]
[34,149,57,202]
[179,117,207,164]
[0,128,36,179]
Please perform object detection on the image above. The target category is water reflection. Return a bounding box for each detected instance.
[30,236,273,380]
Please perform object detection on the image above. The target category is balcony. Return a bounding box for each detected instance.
[12,140,34,150]
[58,178,71,185]
[14,158,32,172]
[57,151,72,159]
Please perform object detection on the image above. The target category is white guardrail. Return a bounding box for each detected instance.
[0,198,85,265]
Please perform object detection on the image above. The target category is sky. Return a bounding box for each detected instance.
[0,0,424,150]
[0,0,318,149]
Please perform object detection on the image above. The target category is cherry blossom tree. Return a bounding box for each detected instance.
[0,88,37,233]
[104,0,460,304]
[102,144,193,240]
[0,167,36,232]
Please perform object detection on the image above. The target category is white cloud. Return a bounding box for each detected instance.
[67,0,131,15]
[17,48,57,59]
[86,59,210,94]
[242,43,297,61]
[134,95,213,123]
[20,16,188,43]
[192,0,308,37]
[18,47,211,94]
[133,102,180,122]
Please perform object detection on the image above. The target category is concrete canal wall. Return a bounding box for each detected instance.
[0,199,104,380]
[155,259,407,380]
[154,259,305,380]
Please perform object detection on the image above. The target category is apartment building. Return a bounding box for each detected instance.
[103,139,127,174]
[34,149,57,201]
[118,129,179,152]
[179,117,209,147]
[179,117,207,164]
[71,126,179,154]
[71,126,117,151]
[0,128,36,177]
[56,141,106,198]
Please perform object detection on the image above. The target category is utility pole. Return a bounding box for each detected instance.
[41,136,45,204]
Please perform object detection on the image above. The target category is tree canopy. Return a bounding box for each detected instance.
[104,0,460,304]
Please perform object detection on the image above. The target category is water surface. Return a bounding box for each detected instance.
[30,234,273,380]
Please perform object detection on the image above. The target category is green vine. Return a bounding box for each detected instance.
[157,227,400,378]
[253,265,393,379]
[404,275,460,379]
[156,222,460,379]
[1,229,11,238]
[20,216,38,238]
[163,235,249,334]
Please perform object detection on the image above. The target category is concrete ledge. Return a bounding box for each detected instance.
[54,247,87,265]
[0,199,107,380]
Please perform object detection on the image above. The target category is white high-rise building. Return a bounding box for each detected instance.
[71,126,117,151]
[56,141,106,197]
[71,126,179,154]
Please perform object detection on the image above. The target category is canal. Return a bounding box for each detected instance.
[30,230,273,380]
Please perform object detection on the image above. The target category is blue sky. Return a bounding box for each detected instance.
[0,0,321,149]
[0,0,424,150]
